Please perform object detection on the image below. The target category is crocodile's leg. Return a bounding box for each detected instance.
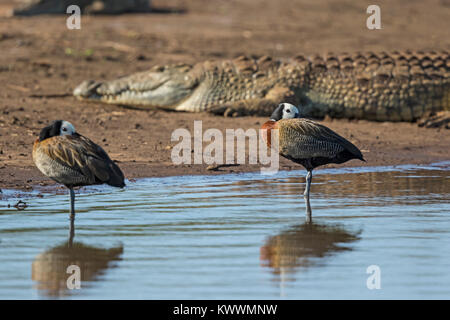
[417,111,450,129]
[209,99,277,117]
[210,86,299,117]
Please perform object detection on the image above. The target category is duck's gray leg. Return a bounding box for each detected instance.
[69,188,75,218]
[304,170,312,197]
[304,170,312,222]
[68,188,75,247]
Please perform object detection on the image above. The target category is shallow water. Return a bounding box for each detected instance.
[0,163,449,299]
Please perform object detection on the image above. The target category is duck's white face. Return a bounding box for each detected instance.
[270,103,300,121]
[60,121,76,135]
[281,103,299,119]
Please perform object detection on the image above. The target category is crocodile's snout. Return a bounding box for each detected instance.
[73,66,199,108]
[73,80,102,99]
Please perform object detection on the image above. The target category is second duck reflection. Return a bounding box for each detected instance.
[260,222,360,282]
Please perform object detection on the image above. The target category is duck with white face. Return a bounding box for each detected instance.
[269,103,300,121]
[262,103,365,221]
[33,120,125,222]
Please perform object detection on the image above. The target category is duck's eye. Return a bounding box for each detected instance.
[62,127,67,132]
[286,109,291,113]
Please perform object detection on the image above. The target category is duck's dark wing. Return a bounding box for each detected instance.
[41,134,125,188]
[277,119,364,161]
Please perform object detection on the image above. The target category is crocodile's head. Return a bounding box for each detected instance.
[73,64,199,109]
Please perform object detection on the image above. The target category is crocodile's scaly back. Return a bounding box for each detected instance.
[173,55,309,114]
[74,51,449,122]
[300,51,449,121]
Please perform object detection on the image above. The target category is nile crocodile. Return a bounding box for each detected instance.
[12,0,151,15]
[74,51,450,123]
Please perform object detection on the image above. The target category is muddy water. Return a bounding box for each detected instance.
[0,163,449,299]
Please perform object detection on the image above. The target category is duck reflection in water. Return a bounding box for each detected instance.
[31,225,123,297]
[260,222,360,283]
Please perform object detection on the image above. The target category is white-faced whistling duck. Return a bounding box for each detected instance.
[33,120,125,222]
[262,103,365,221]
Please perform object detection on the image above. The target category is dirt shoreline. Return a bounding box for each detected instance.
[1,0,449,193]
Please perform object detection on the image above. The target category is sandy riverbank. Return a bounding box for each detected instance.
[0,0,449,192]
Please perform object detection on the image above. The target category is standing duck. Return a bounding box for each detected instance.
[262,103,365,220]
[33,120,125,225]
